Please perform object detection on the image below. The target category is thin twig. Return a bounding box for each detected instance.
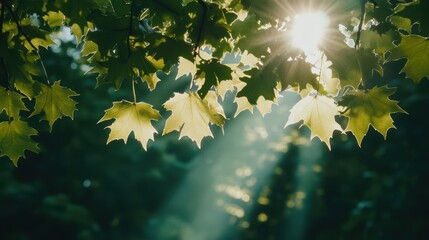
[354,49,366,90]
[5,3,50,84]
[194,0,208,59]
[5,3,38,51]
[355,0,366,49]
[153,0,180,16]
[38,52,50,84]
[127,0,135,58]
[0,0,5,34]
[0,1,7,89]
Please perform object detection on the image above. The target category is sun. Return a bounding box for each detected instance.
[291,12,330,53]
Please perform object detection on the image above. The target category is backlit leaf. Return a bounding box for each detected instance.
[0,87,28,119]
[0,120,39,167]
[340,86,406,146]
[388,34,429,83]
[98,101,161,150]
[285,94,343,150]
[30,81,79,131]
[163,92,226,148]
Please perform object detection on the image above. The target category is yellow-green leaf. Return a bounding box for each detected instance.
[0,87,28,119]
[388,34,429,83]
[285,94,343,149]
[0,120,39,167]
[163,91,226,148]
[340,86,407,146]
[43,11,66,28]
[98,101,161,150]
[30,81,79,131]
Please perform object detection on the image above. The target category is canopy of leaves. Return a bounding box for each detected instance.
[0,0,427,165]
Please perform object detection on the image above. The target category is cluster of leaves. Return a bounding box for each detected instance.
[0,0,427,166]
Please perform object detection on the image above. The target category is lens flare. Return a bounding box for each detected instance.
[291,12,330,53]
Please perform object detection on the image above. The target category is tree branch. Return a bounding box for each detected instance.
[194,0,208,59]
[127,0,135,58]
[5,3,38,51]
[0,0,5,34]
[5,2,50,84]
[355,0,366,49]
[153,0,180,16]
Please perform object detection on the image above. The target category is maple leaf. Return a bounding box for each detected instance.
[30,81,79,131]
[388,34,429,83]
[285,94,343,150]
[197,59,233,98]
[163,91,226,148]
[98,101,161,150]
[238,67,278,104]
[340,86,406,146]
[0,120,39,167]
[0,87,28,119]
[396,0,429,36]
[278,59,318,91]
[176,57,196,80]
[326,47,382,88]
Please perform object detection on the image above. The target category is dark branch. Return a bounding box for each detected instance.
[0,0,5,34]
[5,3,38,51]
[355,0,366,49]
[153,0,180,16]
[194,0,208,59]
[5,2,50,84]
[127,0,135,57]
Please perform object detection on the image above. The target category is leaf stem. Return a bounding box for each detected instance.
[132,75,137,104]
[316,52,325,93]
[5,3,50,84]
[354,49,366,90]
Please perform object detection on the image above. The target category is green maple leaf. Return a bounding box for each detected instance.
[238,67,278,104]
[388,34,429,83]
[0,120,39,167]
[358,29,397,55]
[98,101,161,150]
[285,94,343,150]
[30,81,79,131]
[340,86,406,146]
[197,59,233,98]
[0,87,28,119]
[327,47,382,88]
[278,59,318,91]
[43,11,66,28]
[96,58,130,89]
[163,91,226,148]
[1,46,40,98]
[396,0,429,36]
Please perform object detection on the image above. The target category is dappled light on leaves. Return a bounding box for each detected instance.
[0,0,423,164]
